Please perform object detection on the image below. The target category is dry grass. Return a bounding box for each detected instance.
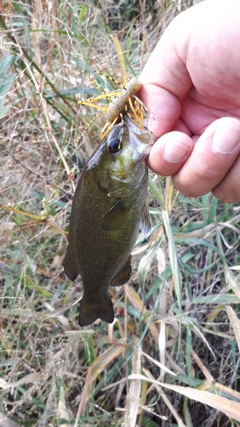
[0,1,240,426]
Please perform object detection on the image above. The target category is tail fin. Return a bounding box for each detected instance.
[78,295,114,327]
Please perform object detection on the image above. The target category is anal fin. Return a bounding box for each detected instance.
[64,247,78,281]
[110,256,131,287]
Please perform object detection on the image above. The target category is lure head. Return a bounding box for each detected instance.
[125,77,141,95]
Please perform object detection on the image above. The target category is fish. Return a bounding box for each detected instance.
[64,117,151,327]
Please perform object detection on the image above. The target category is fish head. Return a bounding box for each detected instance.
[88,118,151,197]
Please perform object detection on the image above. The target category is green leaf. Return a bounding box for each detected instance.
[0,53,17,118]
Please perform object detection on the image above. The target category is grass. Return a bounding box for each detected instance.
[0,0,240,426]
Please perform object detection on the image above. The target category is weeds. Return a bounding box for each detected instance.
[0,1,240,426]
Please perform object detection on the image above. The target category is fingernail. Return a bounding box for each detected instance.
[212,124,240,154]
[163,141,190,163]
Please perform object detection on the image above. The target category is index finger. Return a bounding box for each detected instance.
[138,83,181,136]
[138,12,193,135]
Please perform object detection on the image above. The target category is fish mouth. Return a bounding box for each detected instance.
[126,118,154,160]
[125,117,154,156]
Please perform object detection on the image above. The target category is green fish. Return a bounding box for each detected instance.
[64,117,151,327]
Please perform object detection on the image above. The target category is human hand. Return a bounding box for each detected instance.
[139,0,240,203]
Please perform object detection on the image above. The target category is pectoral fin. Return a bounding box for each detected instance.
[100,198,133,231]
[139,204,151,237]
[111,256,131,286]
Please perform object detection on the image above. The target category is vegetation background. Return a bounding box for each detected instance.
[0,0,240,426]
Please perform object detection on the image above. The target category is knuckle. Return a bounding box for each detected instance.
[212,187,239,203]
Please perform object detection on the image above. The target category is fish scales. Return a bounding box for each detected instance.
[64,118,151,327]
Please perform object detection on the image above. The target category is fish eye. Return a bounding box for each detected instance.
[107,137,122,154]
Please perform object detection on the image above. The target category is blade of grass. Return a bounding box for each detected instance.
[128,375,240,422]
